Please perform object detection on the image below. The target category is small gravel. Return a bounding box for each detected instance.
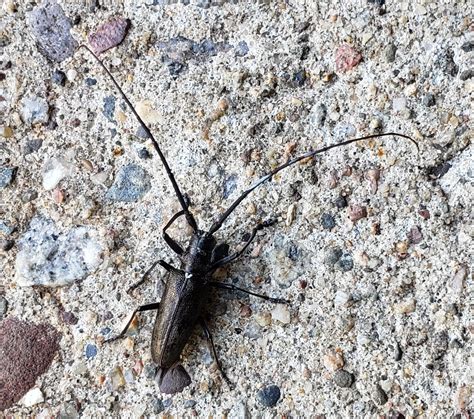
[333,370,354,388]
[256,385,281,407]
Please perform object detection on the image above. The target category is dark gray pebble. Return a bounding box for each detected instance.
[235,40,249,57]
[52,69,66,86]
[321,213,336,230]
[293,70,306,87]
[27,0,78,63]
[313,103,327,127]
[333,370,354,388]
[61,311,78,325]
[394,342,403,361]
[385,43,397,63]
[102,95,116,122]
[335,254,353,272]
[144,363,157,380]
[459,69,473,81]
[256,384,281,407]
[21,189,38,203]
[23,138,43,155]
[431,331,449,359]
[334,195,348,209]
[461,41,474,52]
[373,384,388,405]
[138,148,151,159]
[184,400,196,408]
[152,398,165,414]
[85,77,97,86]
[0,296,8,319]
[85,343,97,359]
[422,93,435,107]
[0,237,14,252]
[324,247,342,266]
[106,164,151,202]
[135,125,150,139]
[0,167,17,189]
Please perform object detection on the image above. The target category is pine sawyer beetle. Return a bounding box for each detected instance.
[78,45,418,394]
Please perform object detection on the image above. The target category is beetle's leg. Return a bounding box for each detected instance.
[163,210,186,255]
[127,260,178,294]
[209,281,289,304]
[209,219,275,271]
[199,318,233,388]
[105,302,160,343]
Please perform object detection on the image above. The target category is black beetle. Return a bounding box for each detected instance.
[80,45,417,394]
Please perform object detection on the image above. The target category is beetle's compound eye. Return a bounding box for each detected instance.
[157,365,191,394]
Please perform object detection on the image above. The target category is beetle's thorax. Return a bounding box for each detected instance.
[182,230,216,274]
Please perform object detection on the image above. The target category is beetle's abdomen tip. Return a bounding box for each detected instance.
[158,364,191,394]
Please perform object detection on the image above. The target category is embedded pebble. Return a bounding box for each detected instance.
[321,213,336,230]
[322,350,344,371]
[366,169,380,193]
[372,385,388,405]
[108,366,125,391]
[394,298,416,314]
[51,69,66,86]
[335,44,362,72]
[89,17,130,55]
[23,138,43,155]
[27,0,78,62]
[335,255,354,272]
[42,157,73,190]
[228,401,250,419]
[20,387,44,407]
[348,205,367,222]
[0,296,8,319]
[58,402,79,419]
[256,384,281,407]
[15,216,104,287]
[407,226,423,244]
[392,97,407,112]
[324,247,343,266]
[85,344,98,360]
[0,317,60,410]
[271,304,290,324]
[450,265,467,295]
[21,96,49,125]
[333,370,354,388]
[334,290,352,306]
[106,164,151,202]
[0,167,16,189]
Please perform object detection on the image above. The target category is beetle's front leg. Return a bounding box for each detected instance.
[105,302,160,343]
[209,219,276,271]
[210,282,289,304]
[163,210,186,255]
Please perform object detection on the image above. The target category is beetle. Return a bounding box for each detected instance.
[79,45,417,394]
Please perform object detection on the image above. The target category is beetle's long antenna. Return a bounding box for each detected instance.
[79,45,198,232]
[208,133,418,234]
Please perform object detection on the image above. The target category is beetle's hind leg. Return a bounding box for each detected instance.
[105,302,160,343]
[199,318,233,389]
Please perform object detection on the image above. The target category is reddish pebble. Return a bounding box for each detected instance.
[53,187,65,203]
[89,17,130,55]
[419,209,430,219]
[348,204,367,222]
[239,304,252,318]
[335,44,362,72]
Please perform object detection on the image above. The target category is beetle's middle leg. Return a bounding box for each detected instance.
[199,318,233,388]
[105,302,160,343]
[209,219,275,271]
[210,282,289,304]
[127,260,178,294]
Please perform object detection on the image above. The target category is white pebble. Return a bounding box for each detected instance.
[42,157,73,191]
[392,97,407,112]
[21,387,44,407]
[271,304,291,324]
